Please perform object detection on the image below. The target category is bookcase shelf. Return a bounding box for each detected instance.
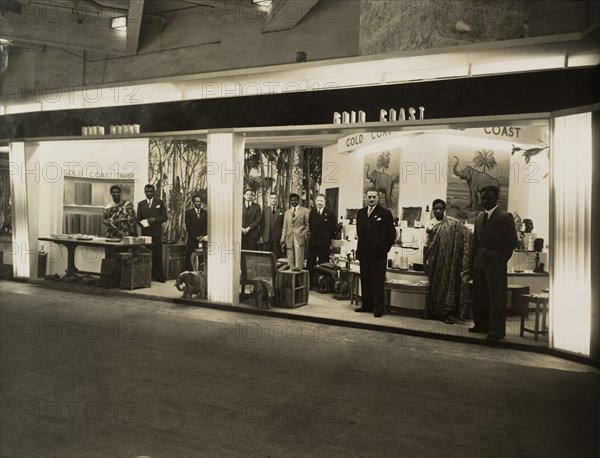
[63,176,134,236]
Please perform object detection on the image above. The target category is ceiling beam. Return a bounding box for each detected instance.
[262,0,319,33]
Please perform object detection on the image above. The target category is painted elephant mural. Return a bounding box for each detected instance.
[366,164,394,206]
[453,156,500,209]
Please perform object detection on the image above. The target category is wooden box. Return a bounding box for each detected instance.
[119,248,152,290]
[275,270,309,308]
[162,243,187,280]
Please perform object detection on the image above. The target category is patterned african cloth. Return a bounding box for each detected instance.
[102,199,137,238]
[425,216,472,319]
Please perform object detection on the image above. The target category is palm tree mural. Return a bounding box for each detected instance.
[473,149,497,173]
[376,151,391,172]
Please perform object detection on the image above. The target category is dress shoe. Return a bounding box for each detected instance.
[468,326,488,333]
[441,316,455,325]
[354,307,372,313]
[485,334,504,345]
[374,312,383,318]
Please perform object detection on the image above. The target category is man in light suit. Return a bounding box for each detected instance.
[307,193,336,284]
[280,193,310,271]
[184,194,208,271]
[137,184,168,283]
[242,188,261,250]
[354,188,396,318]
[466,185,518,344]
[260,192,284,259]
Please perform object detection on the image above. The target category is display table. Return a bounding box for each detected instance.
[314,264,353,300]
[39,236,152,278]
[384,280,430,318]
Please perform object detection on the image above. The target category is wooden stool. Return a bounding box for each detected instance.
[508,284,530,316]
[520,293,549,340]
[190,248,205,272]
[275,270,309,308]
[384,281,430,318]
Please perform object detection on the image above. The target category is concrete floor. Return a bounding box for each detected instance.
[1,281,598,458]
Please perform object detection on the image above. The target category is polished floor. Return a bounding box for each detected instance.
[1,281,598,457]
[32,277,549,349]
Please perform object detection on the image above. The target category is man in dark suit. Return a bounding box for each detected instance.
[137,184,168,283]
[242,188,261,250]
[355,188,396,318]
[307,193,335,285]
[466,185,518,344]
[260,192,284,259]
[185,194,208,271]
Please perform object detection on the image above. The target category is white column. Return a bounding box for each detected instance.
[550,112,592,356]
[206,132,245,305]
[9,142,31,279]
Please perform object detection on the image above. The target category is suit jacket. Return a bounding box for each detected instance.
[470,208,518,270]
[261,206,284,243]
[309,207,336,247]
[185,207,208,248]
[242,202,262,241]
[356,204,396,260]
[136,198,168,237]
[281,205,310,246]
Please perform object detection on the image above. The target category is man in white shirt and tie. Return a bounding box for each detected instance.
[184,194,208,271]
[281,193,310,270]
[242,189,262,250]
[137,184,168,283]
[260,192,284,258]
[307,193,336,284]
[465,185,518,344]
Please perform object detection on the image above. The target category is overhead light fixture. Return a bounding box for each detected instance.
[110,16,127,30]
[253,0,272,11]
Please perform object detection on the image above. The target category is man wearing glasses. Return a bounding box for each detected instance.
[355,188,396,317]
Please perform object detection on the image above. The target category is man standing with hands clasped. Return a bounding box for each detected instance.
[464,185,518,344]
[137,184,168,283]
[242,189,261,250]
[355,188,396,318]
[307,193,335,285]
[281,193,310,271]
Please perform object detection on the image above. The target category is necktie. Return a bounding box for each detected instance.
[368,207,373,217]
[292,208,296,221]
[272,207,276,215]
[147,199,151,206]
[483,211,489,226]
[318,209,322,216]
[196,209,200,218]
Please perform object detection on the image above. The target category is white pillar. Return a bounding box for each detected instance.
[206,132,245,305]
[9,142,31,279]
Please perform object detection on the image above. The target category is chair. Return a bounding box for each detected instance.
[240,250,278,299]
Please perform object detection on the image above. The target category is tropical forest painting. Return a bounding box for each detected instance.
[244,147,323,210]
[148,139,207,244]
[447,145,509,224]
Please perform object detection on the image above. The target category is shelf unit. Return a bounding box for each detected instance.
[275,270,309,308]
[63,177,134,236]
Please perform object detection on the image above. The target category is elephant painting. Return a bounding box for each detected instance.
[453,156,500,210]
[366,164,394,206]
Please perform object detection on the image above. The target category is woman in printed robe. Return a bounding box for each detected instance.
[102,185,137,238]
[424,198,472,323]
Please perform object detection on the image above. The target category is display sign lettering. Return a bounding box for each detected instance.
[333,106,425,124]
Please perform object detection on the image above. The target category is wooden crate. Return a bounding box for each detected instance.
[119,248,152,290]
[275,270,309,308]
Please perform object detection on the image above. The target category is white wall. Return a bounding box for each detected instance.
[24,138,149,276]
[322,126,550,263]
